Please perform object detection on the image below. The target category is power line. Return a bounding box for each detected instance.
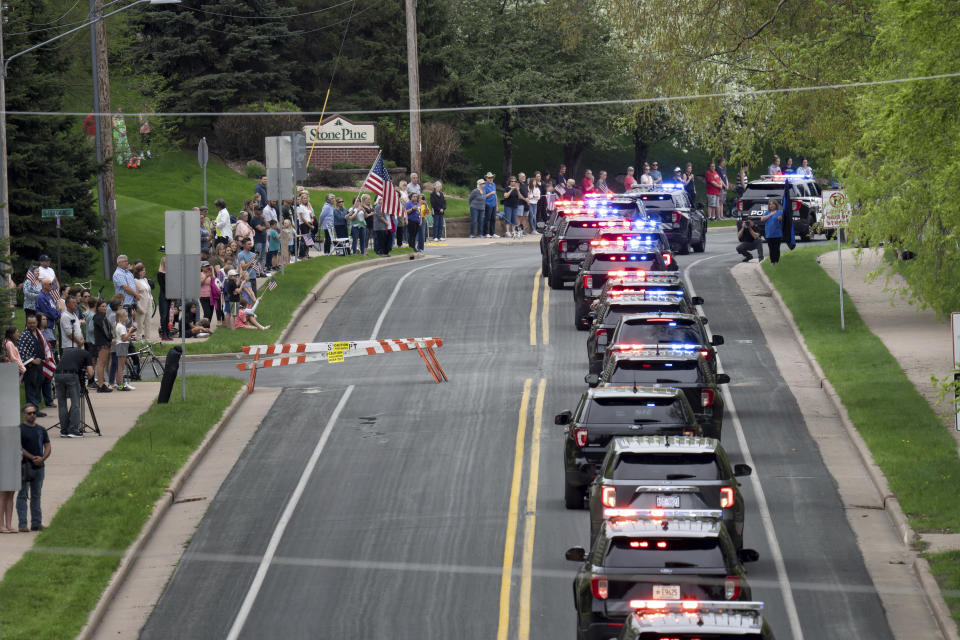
[6,70,960,118]
[183,0,357,20]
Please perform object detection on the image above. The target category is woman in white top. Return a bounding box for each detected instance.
[296,193,315,257]
[525,177,540,233]
[133,264,153,344]
[112,308,135,390]
[639,163,654,186]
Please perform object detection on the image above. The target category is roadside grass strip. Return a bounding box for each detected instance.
[154,248,411,355]
[0,375,242,640]
[708,219,738,227]
[762,245,960,533]
[926,552,960,625]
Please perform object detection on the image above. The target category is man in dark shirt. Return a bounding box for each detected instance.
[18,404,51,532]
[223,269,240,330]
[250,207,267,264]
[54,347,95,438]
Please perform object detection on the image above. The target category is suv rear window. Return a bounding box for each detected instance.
[612,452,721,480]
[608,360,700,384]
[586,397,687,424]
[617,320,703,346]
[604,537,724,568]
[603,307,685,327]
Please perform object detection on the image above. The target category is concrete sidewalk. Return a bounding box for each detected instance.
[0,382,161,580]
[819,248,960,553]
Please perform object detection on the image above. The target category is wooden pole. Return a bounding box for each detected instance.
[93,0,118,271]
[404,0,422,176]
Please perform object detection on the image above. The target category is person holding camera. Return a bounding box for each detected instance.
[55,347,95,438]
[736,218,764,262]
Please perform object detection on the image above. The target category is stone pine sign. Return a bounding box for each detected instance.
[303,115,376,146]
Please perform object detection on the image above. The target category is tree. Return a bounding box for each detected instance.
[840,0,960,315]
[5,0,100,281]
[136,0,302,141]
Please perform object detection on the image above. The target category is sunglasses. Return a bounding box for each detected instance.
[24,411,36,415]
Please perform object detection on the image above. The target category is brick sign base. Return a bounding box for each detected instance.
[309,146,380,170]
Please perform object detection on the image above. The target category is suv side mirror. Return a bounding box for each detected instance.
[555,410,572,425]
[584,374,600,388]
[700,316,708,325]
[716,373,731,385]
[536,221,546,231]
[565,546,586,562]
[733,463,752,477]
[711,335,725,346]
[738,548,760,563]
[692,296,704,306]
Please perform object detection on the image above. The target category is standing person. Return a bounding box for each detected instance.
[405,194,423,252]
[483,172,498,238]
[406,172,422,197]
[214,198,232,247]
[157,253,172,341]
[139,111,152,158]
[17,403,50,533]
[796,158,813,178]
[372,196,390,256]
[209,265,223,327]
[266,220,281,267]
[317,193,337,255]
[527,177,541,232]
[233,211,253,247]
[255,175,269,208]
[281,219,294,266]
[4,325,25,375]
[0,355,18,531]
[59,294,83,351]
[639,163,653,186]
[17,404,50,532]
[736,164,749,197]
[18,316,46,413]
[623,166,636,191]
[262,199,279,229]
[198,206,212,256]
[113,308,135,391]
[296,192,316,258]
[223,269,240,330]
[237,239,259,295]
[468,179,485,238]
[430,182,446,242]
[735,219,764,262]
[516,172,530,236]
[34,280,60,345]
[36,254,57,290]
[134,264,153,343]
[21,266,41,319]
[556,164,568,187]
[649,162,662,185]
[596,170,610,193]
[767,155,782,175]
[250,206,267,263]
[112,109,131,165]
[581,169,595,193]
[501,176,521,239]
[333,197,349,241]
[112,254,139,320]
[682,162,696,205]
[54,347,95,438]
[396,181,408,247]
[92,300,113,392]
[199,263,214,322]
[348,196,368,255]
[783,157,795,174]
[761,199,784,264]
[716,158,730,219]
[704,161,724,221]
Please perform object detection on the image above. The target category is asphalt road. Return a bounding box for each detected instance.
[141,229,895,640]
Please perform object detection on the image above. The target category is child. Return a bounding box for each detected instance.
[267,219,280,270]
[281,219,294,266]
[235,297,270,330]
[113,308,135,390]
[223,269,239,330]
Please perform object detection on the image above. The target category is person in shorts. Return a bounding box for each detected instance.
[704,161,724,221]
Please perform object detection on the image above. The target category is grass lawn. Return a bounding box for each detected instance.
[762,245,960,532]
[926,552,960,625]
[0,375,243,640]
[153,248,412,356]
[708,219,737,228]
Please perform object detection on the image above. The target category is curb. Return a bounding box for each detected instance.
[75,252,420,639]
[755,264,957,637]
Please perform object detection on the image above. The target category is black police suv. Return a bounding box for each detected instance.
[627,187,707,254]
[573,249,673,329]
[558,386,700,509]
[617,600,775,640]
[586,435,751,547]
[736,175,823,242]
[601,313,723,375]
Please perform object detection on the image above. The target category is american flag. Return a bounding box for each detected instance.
[39,332,56,380]
[51,287,62,304]
[363,155,404,217]
[25,266,39,288]
[266,280,278,292]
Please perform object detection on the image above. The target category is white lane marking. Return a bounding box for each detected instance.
[369,254,484,340]
[226,385,355,640]
[684,255,806,640]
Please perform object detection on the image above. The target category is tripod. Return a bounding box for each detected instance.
[47,372,101,436]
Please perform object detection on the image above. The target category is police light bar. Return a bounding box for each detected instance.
[632,219,661,230]
[760,173,809,183]
[628,600,764,614]
[608,291,685,303]
[613,343,698,352]
[659,181,686,191]
[584,192,616,200]
[603,507,723,520]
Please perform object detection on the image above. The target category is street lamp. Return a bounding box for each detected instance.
[0,0,180,275]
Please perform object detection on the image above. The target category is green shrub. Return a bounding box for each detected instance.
[331,161,362,170]
[244,160,266,179]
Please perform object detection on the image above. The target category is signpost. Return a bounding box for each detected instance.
[198,137,209,208]
[821,190,852,330]
[282,130,308,182]
[165,210,201,401]
[42,208,74,277]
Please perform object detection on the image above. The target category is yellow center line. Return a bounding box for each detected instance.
[497,378,532,640]
[540,284,550,346]
[529,270,541,346]
[518,378,547,640]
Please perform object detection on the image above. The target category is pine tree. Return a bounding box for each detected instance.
[5,0,100,281]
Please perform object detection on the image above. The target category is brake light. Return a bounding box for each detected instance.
[591,574,609,600]
[737,200,743,211]
[725,576,741,599]
[681,600,699,611]
[720,487,734,509]
[594,328,607,340]
[701,388,715,408]
[656,541,667,549]
[628,600,700,612]
[700,349,710,358]
[792,200,801,211]
[609,269,645,280]
[559,240,568,252]
[574,427,588,448]
[629,540,649,548]
[671,211,682,223]
[601,486,616,508]
[583,274,594,289]
[662,252,672,267]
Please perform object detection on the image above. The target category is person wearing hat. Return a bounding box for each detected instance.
[482,172,498,238]
[672,166,683,187]
[222,269,240,330]
[36,255,57,290]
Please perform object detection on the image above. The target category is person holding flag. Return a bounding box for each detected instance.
[761,198,787,264]
[363,154,405,255]
[21,266,42,319]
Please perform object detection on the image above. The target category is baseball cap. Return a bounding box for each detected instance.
[227,269,238,276]
[200,260,210,267]
[38,254,50,262]
[673,167,682,173]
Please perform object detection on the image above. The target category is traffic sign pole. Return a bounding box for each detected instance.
[198,137,209,208]
[42,208,74,280]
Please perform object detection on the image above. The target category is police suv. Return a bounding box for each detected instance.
[617,600,776,640]
[736,174,823,241]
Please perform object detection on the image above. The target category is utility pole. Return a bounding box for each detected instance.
[91,0,117,276]
[0,4,11,267]
[404,0,421,176]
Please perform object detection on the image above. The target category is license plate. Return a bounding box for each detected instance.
[578,242,589,251]
[656,495,680,508]
[567,251,586,260]
[653,585,681,600]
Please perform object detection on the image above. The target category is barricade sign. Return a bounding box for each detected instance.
[239,337,447,392]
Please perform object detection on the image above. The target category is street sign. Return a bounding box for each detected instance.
[41,208,74,218]
[283,130,308,181]
[265,136,295,202]
[197,137,209,169]
[822,190,851,229]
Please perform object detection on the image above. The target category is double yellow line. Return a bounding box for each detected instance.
[497,377,547,640]
[530,270,550,346]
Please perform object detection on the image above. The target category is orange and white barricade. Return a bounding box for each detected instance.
[238,337,447,393]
